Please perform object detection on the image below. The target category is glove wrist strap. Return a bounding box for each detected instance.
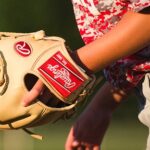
[70,51,94,75]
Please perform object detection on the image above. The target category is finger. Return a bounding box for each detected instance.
[65,127,76,150]
[81,145,99,150]
[93,145,100,150]
[22,79,44,107]
[77,146,86,150]
[80,142,100,150]
[72,141,80,147]
[80,143,92,150]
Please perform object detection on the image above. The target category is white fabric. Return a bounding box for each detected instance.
[138,73,150,150]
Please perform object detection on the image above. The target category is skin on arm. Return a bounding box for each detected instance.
[22,9,150,106]
[77,10,150,71]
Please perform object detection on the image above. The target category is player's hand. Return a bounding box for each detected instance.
[65,106,102,150]
[65,127,100,150]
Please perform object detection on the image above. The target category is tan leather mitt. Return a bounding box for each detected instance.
[0,30,96,139]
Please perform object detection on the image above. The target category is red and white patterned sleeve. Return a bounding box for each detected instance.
[128,0,150,12]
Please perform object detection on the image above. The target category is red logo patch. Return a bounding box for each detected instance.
[14,41,32,57]
[38,51,85,99]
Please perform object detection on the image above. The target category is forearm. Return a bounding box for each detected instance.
[76,10,150,72]
[88,82,128,113]
[74,82,129,145]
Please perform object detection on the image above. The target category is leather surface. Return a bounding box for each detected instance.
[0,30,92,129]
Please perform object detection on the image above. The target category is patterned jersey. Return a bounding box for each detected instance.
[71,0,150,91]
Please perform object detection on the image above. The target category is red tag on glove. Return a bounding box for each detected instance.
[38,51,86,98]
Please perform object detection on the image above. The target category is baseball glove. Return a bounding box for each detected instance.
[0,30,97,139]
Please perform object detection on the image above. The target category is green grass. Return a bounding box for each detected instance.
[102,120,147,150]
[0,96,148,150]
[0,118,147,150]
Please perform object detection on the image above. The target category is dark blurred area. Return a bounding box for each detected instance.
[0,0,84,49]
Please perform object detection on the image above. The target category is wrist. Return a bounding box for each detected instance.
[70,51,94,75]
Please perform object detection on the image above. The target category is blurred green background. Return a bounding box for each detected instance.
[0,0,148,150]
